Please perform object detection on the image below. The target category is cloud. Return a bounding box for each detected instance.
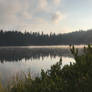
[52,11,63,24]
[0,0,24,24]
[37,0,48,10]
[0,0,64,31]
[53,0,61,5]
[20,11,32,20]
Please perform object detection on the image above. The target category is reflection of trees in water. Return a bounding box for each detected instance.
[0,48,73,63]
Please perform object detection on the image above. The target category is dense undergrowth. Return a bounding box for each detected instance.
[1,45,92,92]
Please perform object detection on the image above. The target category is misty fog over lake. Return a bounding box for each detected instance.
[0,45,85,85]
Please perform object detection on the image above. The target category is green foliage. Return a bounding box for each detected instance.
[1,45,92,92]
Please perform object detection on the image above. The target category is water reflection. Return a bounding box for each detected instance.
[0,46,76,85]
[0,56,75,85]
[0,47,73,63]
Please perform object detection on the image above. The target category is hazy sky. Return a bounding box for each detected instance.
[0,0,92,33]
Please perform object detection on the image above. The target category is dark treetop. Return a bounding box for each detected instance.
[0,29,92,46]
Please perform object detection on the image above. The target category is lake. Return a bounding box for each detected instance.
[0,45,84,85]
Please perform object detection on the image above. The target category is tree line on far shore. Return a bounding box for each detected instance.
[0,29,92,46]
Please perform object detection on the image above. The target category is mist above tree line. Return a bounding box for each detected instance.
[0,29,92,46]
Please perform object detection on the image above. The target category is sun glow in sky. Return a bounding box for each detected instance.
[0,0,92,33]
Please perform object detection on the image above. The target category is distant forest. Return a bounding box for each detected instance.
[0,29,92,46]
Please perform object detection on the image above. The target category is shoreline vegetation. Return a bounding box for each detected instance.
[0,29,92,46]
[1,45,92,92]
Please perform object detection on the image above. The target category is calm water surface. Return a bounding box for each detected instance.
[0,45,84,84]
